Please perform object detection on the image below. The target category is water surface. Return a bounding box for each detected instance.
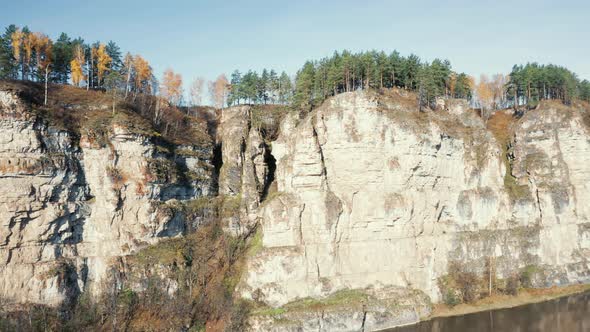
[388,291,590,332]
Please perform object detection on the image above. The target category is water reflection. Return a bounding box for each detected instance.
[388,291,590,332]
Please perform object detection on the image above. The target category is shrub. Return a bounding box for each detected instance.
[443,289,461,307]
[505,274,520,296]
[106,166,126,190]
[448,262,480,303]
[519,265,540,288]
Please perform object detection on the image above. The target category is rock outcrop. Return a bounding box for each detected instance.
[2,83,590,331]
[239,91,590,330]
[217,105,275,235]
[0,89,212,306]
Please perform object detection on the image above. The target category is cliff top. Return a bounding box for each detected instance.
[0,80,212,148]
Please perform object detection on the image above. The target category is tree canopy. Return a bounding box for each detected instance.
[290,50,466,111]
[1,24,589,112]
[226,69,292,106]
[507,63,588,107]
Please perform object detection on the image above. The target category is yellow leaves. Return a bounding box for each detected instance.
[123,52,133,73]
[12,29,53,78]
[476,74,507,111]
[23,32,36,65]
[133,55,152,94]
[96,43,112,84]
[10,29,23,61]
[33,32,52,71]
[477,74,494,110]
[71,44,86,86]
[448,72,457,97]
[160,68,183,106]
[209,74,229,108]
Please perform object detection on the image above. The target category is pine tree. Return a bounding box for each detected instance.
[294,61,315,111]
[268,69,278,103]
[278,71,292,104]
[454,73,472,99]
[105,41,122,71]
[259,69,270,103]
[0,25,18,79]
[228,70,242,105]
[52,33,73,83]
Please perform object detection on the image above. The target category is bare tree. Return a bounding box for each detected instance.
[189,77,205,106]
[208,74,229,108]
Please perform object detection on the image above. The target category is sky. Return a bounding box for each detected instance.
[2,0,589,89]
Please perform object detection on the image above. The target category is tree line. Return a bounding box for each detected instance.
[227,69,293,105]
[291,50,473,111]
[506,63,590,107]
[1,24,589,114]
[0,24,158,105]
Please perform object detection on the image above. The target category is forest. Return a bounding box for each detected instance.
[1,23,590,116]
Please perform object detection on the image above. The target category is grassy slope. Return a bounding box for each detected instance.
[0,80,211,148]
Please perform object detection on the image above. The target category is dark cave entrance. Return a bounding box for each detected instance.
[260,146,276,202]
[211,143,223,195]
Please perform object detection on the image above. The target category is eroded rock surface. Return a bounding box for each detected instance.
[240,91,590,330]
[0,90,212,306]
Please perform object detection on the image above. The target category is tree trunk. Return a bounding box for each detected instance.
[44,67,49,105]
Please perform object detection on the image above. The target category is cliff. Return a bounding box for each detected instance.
[237,90,590,330]
[0,82,213,307]
[1,82,590,331]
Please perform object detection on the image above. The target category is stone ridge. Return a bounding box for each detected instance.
[238,90,590,330]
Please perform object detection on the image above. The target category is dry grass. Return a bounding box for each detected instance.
[487,110,515,146]
[432,283,590,318]
[0,80,212,148]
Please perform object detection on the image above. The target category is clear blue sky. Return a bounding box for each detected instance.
[2,0,589,86]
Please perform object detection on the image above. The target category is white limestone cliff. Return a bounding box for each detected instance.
[0,90,212,306]
[239,91,590,330]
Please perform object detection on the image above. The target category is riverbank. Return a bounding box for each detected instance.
[431,283,590,318]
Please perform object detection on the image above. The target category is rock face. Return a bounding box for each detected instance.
[217,105,270,235]
[0,90,212,306]
[2,84,590,331]
[240,91,590,329]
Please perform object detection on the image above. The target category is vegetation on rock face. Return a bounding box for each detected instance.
[507,63,590,108]
[291,50,467,112]
[227,69,293,106]
[439,261,546,307]
[2,22,589,120]
[0,197,258,331]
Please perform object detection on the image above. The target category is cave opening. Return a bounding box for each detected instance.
[211,143,223,195]
[260,145,276,202]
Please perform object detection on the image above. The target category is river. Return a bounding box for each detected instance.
[387,291,590,332]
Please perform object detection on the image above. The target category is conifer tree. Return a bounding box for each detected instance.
[0,25,18,79]
[228,70,242,105]
[52,33,73,83]
[278,71,293,104]
[294,61,315,111]
[105,41,122,71]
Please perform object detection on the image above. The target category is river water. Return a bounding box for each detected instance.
[388,291,590,332]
